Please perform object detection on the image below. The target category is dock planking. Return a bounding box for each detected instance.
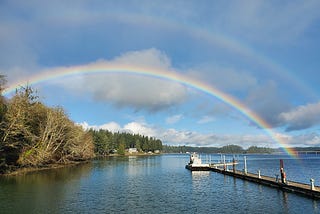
[209,167,320,199]
[186,154,320,199]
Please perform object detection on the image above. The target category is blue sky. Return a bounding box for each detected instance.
[1,0,320,148]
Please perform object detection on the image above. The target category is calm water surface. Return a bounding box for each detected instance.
[0,154,320,213]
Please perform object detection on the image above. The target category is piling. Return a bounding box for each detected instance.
[232,158,236,173]
[243,156,247,175]
[280,159,287,184]
[311,178,315,190]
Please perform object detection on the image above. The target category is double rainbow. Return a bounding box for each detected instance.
[3,63,296,156]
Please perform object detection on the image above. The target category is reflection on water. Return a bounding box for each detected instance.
[282,191,289,213]
[313,199,319,212]
[0,162,93,213]
[0,154,320,213]
[191,171,210,193]
[191,171,210,179]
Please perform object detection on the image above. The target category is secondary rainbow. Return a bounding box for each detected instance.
[3,63,296,156]
[113,12,315,98]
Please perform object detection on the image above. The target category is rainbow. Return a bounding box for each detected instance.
[3,63,296,156]
[111,13,316,99]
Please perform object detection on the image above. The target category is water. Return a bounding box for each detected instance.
[0,154,320,213]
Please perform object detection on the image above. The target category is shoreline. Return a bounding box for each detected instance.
[0,161,90,176]
[1,153,161,176]
[107,152,161,157]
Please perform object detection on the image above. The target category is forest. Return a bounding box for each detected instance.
[89,129,163,156]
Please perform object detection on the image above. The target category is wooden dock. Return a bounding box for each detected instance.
[186,163,320,199]
[210,167,320,199]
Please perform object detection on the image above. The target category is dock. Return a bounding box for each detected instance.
[185,153,320,199]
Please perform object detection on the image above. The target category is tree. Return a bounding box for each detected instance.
[0,85,95,172]
[220,145,244,153]
[246,146,274,154]
[0,86,38,165]
[0,75,7,121]
[118,142,125,155]
[91,129,111,155]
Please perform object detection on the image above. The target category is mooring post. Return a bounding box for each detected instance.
[243,156,247,175]
[310,178,315,190]
[258,170,261,179]
[233,157,236,173]
[280,159,287,184]
[223,155,226,171]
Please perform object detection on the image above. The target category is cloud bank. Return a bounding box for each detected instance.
[280,102,320,131]
[80,120,320,148]
[54,49,188,112]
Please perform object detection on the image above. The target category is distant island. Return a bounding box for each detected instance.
[163,145,274,154]
[162,145,320,154]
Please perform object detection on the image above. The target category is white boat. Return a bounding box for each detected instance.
[186,153,239,171]
[185,153,210,171]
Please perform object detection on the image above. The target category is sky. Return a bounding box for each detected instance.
[1,0,320,149]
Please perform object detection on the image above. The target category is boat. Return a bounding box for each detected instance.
[185,153,210,171]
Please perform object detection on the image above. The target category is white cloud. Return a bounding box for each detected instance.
[279,102,320,131]
[277,132,320,147]
[123,122,157,136]
[99,122,122,132]
[89,73,187,111]
[166,114,183,124]
[112,48,172,70]
[301,133,320,146]
[47,48,188,112]
[79,121,157,137]
[78,121,121,132]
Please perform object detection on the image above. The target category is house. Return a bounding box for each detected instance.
[128,148,138,154]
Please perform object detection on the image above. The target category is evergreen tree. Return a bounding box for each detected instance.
[118,142,125,155]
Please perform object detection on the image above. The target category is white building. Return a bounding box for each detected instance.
[128,148,138,154]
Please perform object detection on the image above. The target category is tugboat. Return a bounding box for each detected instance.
[185,153,210,171]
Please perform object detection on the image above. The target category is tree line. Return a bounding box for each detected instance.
[89,129,163,156]
[162,145,275,154]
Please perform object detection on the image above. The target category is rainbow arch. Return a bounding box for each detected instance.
[3,63,296,156]
[108,12,316,99]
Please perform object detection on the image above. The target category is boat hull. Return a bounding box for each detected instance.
[185,164,210,171]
